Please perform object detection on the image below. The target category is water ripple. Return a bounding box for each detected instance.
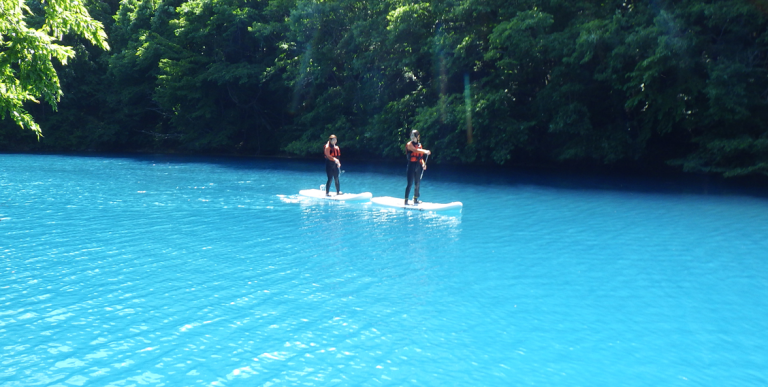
[1,155,767,386]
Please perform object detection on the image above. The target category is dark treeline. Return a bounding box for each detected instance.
[2,0,767,177]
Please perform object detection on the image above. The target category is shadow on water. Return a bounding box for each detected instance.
[7,152,768,199]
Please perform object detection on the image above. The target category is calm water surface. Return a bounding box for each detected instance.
[1,154,767,386]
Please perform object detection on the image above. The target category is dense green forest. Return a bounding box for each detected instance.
[2,0,767,177]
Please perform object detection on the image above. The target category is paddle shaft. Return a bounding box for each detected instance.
[421,154,429,179]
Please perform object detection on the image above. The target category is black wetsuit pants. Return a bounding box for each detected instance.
[325,161,340,194]
[405,162,422,200]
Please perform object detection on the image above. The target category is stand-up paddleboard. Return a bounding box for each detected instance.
[371,196,462,212]
[299,189,372,202]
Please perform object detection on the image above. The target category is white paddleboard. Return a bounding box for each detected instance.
[371,196,463,211]
[299,189,372,202]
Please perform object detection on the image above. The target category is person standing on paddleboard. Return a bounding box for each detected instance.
[324,134,342,196]
[405,130,431,205]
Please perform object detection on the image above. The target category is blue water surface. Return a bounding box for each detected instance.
[1,153,767,386]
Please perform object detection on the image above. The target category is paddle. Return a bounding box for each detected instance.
[421,154,429,179]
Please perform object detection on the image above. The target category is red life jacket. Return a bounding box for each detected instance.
[408,141,423,162]
[326,143,340,158]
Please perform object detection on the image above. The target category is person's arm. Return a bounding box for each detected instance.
[405,142,416,153]
[406,142,431,155]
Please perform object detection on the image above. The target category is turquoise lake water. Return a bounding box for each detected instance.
[2,153,767,386]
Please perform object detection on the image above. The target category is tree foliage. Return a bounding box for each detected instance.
[0,0,109,135]
[2,0,767,177]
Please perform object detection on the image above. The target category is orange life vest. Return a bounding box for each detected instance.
[326,144,340,158]
[408,141,423,163]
